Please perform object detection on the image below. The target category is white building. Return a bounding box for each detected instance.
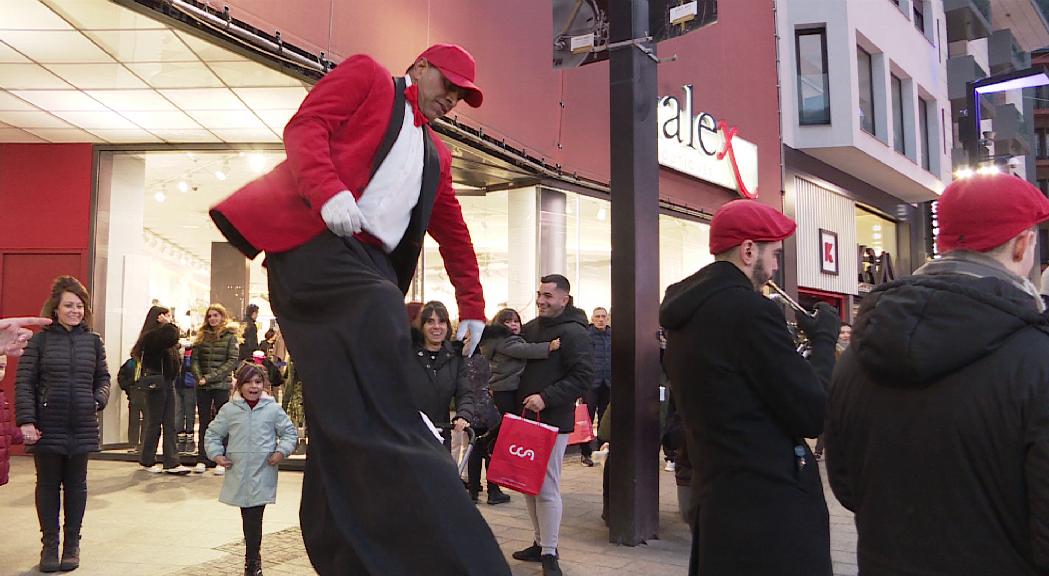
[775,0,951,319]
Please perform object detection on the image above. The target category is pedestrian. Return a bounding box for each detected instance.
[659,200,839,576]
[580,307,611,466]
[132,305,191,475]
[209,42,509,575]
[238,304,260,363]
[479,307,560,416]
[1,354,24,488]
[15,275,111,572]
[409,301,475,437]
[813,321,852,462]
[175,345,197,454]
[511,274,594,576]
[825,173,1049,574]
[205,362,298,576]
[117,353,146,453]
[191,304,239,475]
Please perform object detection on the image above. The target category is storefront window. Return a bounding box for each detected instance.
[659,214,712,299]
[855,206,897,258]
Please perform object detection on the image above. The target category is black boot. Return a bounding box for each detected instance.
[59,532,79,571]
[487,485,510,505]
[244,557,263,576]
[39,532,60,573]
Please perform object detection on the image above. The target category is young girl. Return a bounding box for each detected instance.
[478,308,560,415]
[204,363,297,576]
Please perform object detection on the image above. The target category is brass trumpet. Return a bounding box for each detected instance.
[765,280,816,319]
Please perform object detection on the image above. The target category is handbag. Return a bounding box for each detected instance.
[139,349,166,391]
[566,402,595,445]
[486,411,559,496]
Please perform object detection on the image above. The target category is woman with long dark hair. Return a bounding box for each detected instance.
[131,305,190,475]
[15,276,110,572]
[191,303,239,474]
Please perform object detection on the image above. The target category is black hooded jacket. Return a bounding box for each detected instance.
[515,306,594,433]
[659,261,833,576]
[826,271,1049,576]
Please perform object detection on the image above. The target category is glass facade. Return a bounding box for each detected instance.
[796,29,830,125]
[858,47,875,135]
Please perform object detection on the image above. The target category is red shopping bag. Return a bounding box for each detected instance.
[566,403,594,445]
[487,412,559,496]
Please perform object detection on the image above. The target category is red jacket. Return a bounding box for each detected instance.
[0,386,23,487]
[210,54,485,320]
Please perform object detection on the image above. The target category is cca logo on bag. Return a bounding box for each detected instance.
[509,444,536,461]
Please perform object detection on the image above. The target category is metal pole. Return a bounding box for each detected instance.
[607,0,661,545]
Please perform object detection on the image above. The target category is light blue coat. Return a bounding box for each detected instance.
[204,394,298,508]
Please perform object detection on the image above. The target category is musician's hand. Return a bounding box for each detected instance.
[797,302,841,345]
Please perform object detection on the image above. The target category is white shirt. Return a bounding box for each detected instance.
[356,75,425,253]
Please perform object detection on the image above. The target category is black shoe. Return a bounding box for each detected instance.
[541,554,563,576]
[58,533,79,571]
[581,455,594,467]
[468,490,479,503]
[512,542,543,562]
[40,533,60,573]
[244,558,263,576]
[487,490,511,505]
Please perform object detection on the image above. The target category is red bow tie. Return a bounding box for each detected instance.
[404,84,428,127]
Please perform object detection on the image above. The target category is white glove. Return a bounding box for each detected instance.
[455,319,486,357]
[320,190,369,237]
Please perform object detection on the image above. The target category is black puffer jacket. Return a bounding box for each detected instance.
[515,306,593,433]
[408,338,475,426]
[15,324,111,455]
[137,323,180,380]
[191,327,239,390]
[826,269,1049,575]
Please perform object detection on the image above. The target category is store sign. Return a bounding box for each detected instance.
[819,229,839,276]
[658,85,759,198]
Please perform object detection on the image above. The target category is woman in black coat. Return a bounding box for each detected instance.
[15,276,110,572]
[130,305,189,475]
[408,301,475,436]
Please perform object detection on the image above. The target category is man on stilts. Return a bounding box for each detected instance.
[210,44,510,576]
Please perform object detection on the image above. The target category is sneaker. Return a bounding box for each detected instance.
[164,465,192,475]
[512,542,543,563]
[664,461,676,472]
[193,463,206,474]
[580,455,594,467]
[141,464,163,474]
[213,466,226,477]
[541,554,563,576]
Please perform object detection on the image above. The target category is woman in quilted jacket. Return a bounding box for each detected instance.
[191,303,239,474]
[1,353,24,488]
[15,275,111,572]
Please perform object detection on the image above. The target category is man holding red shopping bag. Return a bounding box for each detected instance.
[497,274,593,576]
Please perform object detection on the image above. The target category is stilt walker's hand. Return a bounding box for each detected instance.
[456,319,485,357]
[321,190,370,237]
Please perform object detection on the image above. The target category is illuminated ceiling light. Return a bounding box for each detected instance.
[247,153,267,174]
[872,233,882,240]
[177,180,189,193]
[976,165,1000,176]
[872,224,882,232]
[954,167,975,179]
[214,166,228,181]
[154,190,166,203]
[597,207,607,222]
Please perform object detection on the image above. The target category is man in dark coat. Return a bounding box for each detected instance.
[825,173,1049,575]
[511,274,594,576]
[209,44,507,575]
[659,199,839,576]
[580,306,610,466]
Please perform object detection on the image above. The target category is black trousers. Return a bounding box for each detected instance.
[127,387,146,449]
[35,452,88,537]
[140,382,178,469]
[197,388,229,466]
[267,232,509,576]
[466,427,495,493]
[580,383,611,457]
[241,505,265,561]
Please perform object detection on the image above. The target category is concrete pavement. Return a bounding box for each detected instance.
[0,455,857,575]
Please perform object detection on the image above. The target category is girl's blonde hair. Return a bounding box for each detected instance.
[194,303,231,344]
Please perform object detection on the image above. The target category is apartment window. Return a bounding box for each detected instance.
[1037,128,1049,159]
[913,0,926,34]
[796,29,830,125]
[1036,85,1049,110]
[919,97,931,170]
[891,75,905,154]
[858,47,875,135]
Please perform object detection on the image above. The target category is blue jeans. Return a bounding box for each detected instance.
[175,386,196,435]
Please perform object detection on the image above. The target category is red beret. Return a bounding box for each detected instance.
[938,173,1049,253]
[416,43,483,108]
[709,199,797,255]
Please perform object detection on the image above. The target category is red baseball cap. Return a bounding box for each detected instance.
[709,199,797,255]
[416,43,483,108]
[937,173,1049,253]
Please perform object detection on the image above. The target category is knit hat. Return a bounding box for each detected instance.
[937,173,1049,253]
[709,199,797,255]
